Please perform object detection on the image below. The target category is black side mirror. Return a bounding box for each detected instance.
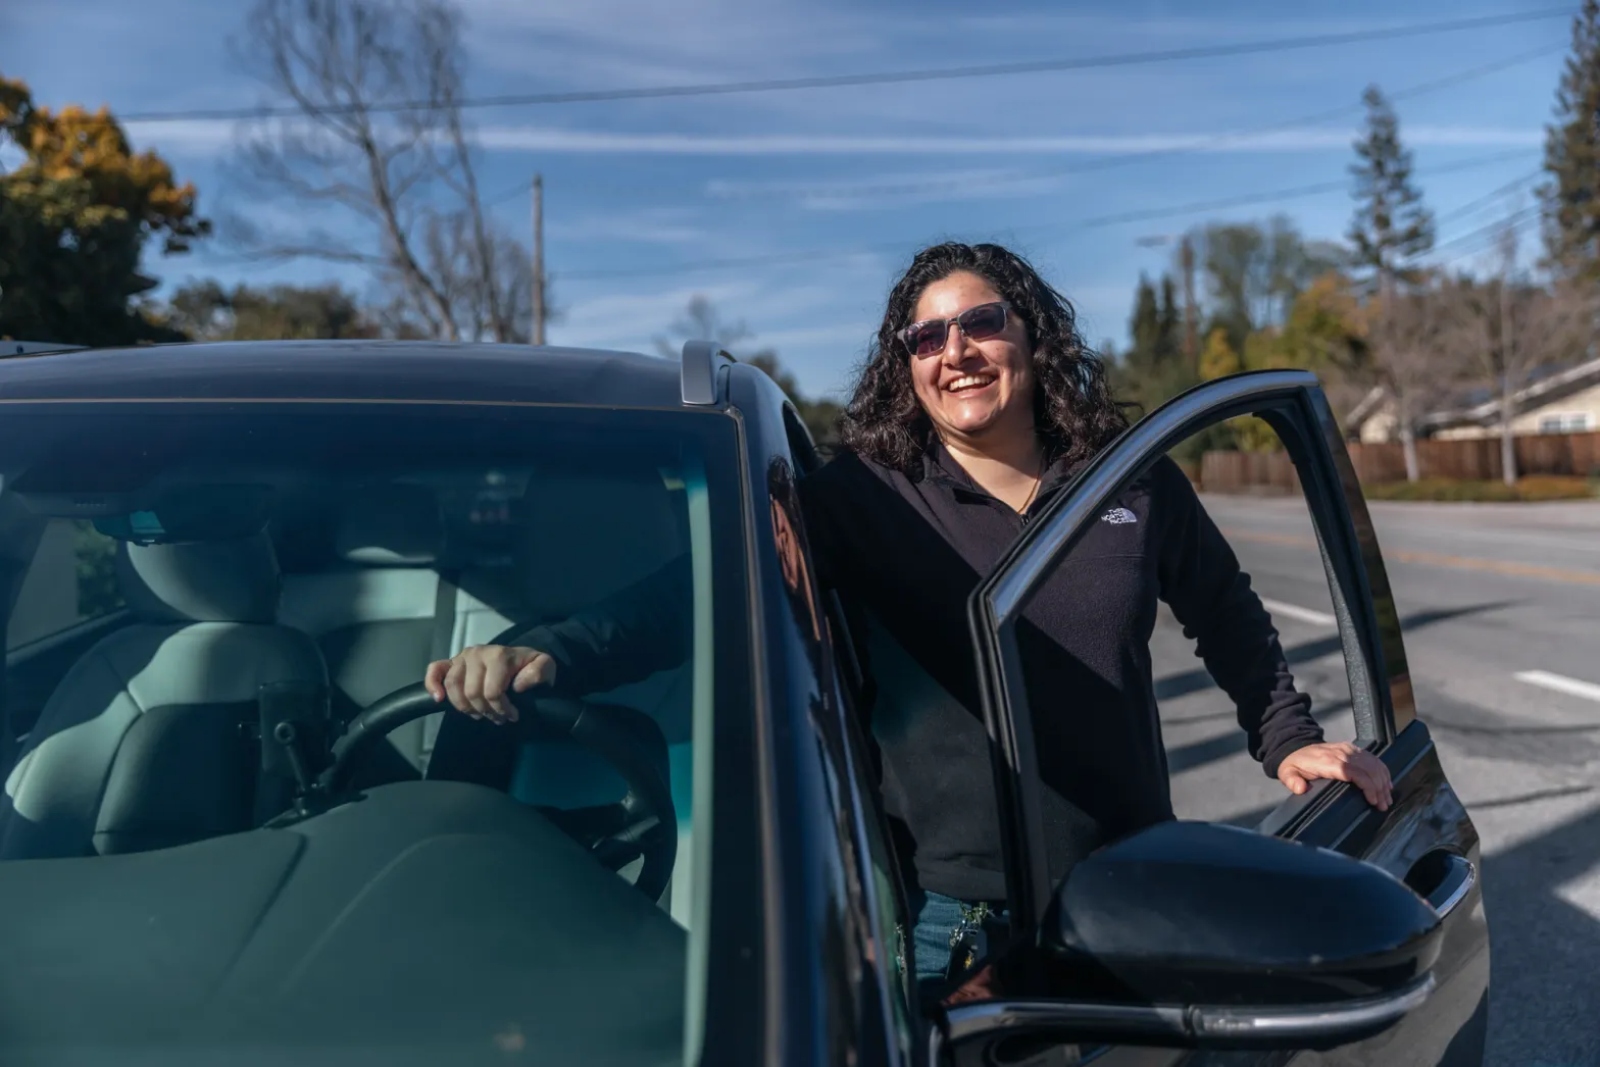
[943,822,1444,1054]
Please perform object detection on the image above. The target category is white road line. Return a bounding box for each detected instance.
[1259,597,1337,627]
[1514,670,1600,704]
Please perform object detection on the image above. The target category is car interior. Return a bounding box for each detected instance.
[0,422,715,1057]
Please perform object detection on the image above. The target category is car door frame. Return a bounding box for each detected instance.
[728,363,923,1067]
[966,369,1399,934]
[955,369,1489,1063]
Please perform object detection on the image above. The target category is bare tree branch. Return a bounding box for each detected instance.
[1365,271,1462,481]
[232,0,531,342]
[1443,210,1598,482]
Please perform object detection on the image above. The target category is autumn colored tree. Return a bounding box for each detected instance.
[1198,327,1242,381]
[0,76,210,346]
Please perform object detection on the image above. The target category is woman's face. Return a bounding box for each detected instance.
[907,271,1036,446]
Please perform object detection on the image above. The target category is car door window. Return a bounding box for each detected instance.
[1149,422,1363,830]
[940,372,1487,1067]
[961,371,1403,986]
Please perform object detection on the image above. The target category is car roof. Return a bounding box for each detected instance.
[0,340,711,410]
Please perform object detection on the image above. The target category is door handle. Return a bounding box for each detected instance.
[1407,850,1477,919]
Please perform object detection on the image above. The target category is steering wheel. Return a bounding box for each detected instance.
[319,682,678,903]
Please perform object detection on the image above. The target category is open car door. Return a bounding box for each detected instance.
[948,370,1490,1066]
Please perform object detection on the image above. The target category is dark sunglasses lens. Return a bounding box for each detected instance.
[960,303,1006,339]
[905,322,946,356]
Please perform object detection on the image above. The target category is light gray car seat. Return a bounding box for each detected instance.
[276,483,525,777]
[0,531,326,860]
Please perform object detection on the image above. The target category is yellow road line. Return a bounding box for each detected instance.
[1220,528,1600,588]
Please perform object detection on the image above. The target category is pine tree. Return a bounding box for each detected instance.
[1128,274,1162,373]
[1539,0,1600,282]
[1157,275,1182,368]
[1348,86,1434,294]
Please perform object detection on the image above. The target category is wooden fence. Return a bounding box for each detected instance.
[1197,431,1600,493]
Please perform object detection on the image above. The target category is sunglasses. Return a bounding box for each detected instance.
[897,302,1010,357]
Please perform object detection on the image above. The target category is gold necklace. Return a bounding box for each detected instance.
[1017,451,1047,514]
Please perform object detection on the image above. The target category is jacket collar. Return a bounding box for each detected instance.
[921,438,1082,507]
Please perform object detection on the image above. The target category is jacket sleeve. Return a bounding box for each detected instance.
[508,552,694,696]
[1152,459,1324,778]
[796,458,881,736]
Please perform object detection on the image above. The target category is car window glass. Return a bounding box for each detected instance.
[0,402,750,1067]
[1158,420,1358,828]
[824,600,918,1054]
[7,519,126,650]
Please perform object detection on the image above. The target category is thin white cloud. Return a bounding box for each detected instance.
[474,124,1543,155]
[705,168,1075,211]
[547,207,715,246]
[135,117,1541,159]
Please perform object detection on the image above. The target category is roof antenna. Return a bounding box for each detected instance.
[680,340,732,406]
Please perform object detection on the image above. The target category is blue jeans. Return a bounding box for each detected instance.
[910,890,1010,1005]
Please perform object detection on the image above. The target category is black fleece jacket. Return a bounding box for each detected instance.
[516,444,1324,903]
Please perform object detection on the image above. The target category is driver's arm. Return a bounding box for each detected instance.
[425,552,693,723]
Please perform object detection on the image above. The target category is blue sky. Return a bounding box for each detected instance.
[2,0,1577,398]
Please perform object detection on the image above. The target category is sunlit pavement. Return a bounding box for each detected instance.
[1164,495,1600,1066]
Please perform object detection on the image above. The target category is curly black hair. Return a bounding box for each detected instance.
[840,242,1130,475]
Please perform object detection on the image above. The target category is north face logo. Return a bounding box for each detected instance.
[1101,507,1138,525]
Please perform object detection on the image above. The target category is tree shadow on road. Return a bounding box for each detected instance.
[1154,601,1516,703]
[1477,802,1600,1067]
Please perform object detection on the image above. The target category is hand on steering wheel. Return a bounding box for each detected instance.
[325,646,679,904]
[424,644,558,724]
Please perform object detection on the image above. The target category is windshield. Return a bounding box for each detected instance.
[0,400,750,1065]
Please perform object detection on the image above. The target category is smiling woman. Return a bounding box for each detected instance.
[430,240,1396,1012]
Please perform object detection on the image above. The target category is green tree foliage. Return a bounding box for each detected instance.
[1117,273,1194,412]
[162,280,380,341]
[744,352,844,453]
[1348,86,1434,291]
[654,295,842,450]
[1196,216,1347,346]
[1539,0,1600,282]
[0,77,210,346]
[74,522,124,618]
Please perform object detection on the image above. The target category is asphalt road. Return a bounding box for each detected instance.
[1160,495,1600,1067]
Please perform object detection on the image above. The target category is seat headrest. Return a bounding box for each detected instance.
[334,484,442,567]
[117,532,281,624]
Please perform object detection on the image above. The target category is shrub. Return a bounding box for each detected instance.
[1363,477,1598,502]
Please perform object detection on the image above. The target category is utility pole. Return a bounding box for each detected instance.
[531,174,546,346]
[1178,233,1198,374]
[1496,213,1518,487]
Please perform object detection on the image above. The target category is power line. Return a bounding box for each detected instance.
[695,41,1559,203]
[120,7,1574,124]
[1074,149,1532,231]
[1429,204,1543,263]
[561,149,1537,280]
[485,41,1554,215]
[1432,169,1543,226]
[552,40,1555,281]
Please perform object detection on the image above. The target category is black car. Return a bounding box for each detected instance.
[0,339,1488,1066]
